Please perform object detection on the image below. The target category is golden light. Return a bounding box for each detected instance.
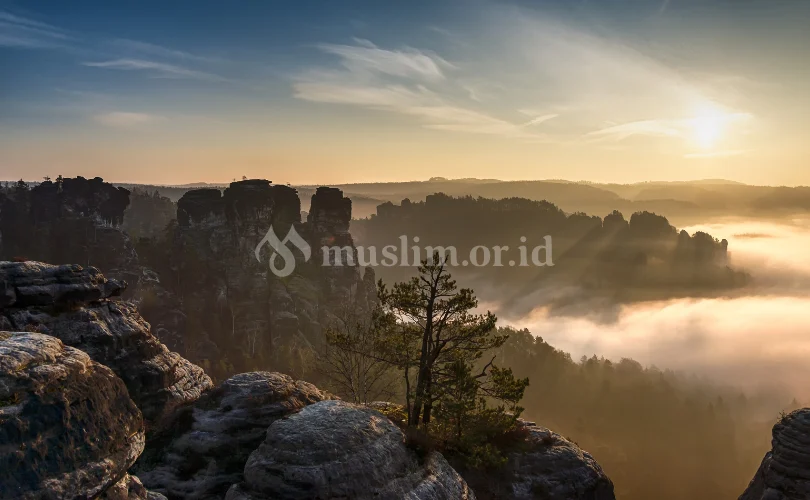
[691,110,725,149]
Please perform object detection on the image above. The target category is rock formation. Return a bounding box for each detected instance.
[225,400,476,500]
[739,408,810,500]
[0,176,136,280]
[502,420,615,499]
[137,372,333,499]
[168,180,375,379]
[0,261,212,432]
[0,332,144,499]
[101,474,168,500]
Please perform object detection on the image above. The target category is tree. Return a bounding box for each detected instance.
[320,305,398,404]
[378,257,522,428]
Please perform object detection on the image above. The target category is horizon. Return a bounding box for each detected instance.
[1,176,804,189]
[2,0,809,185]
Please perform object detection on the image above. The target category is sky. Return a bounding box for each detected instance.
[1,0,809,185]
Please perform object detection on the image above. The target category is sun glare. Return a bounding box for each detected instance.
[691,108,725,149]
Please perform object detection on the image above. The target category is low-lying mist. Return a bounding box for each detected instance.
[500,217,810,402]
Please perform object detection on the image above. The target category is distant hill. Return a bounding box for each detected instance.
[55,177,809,223]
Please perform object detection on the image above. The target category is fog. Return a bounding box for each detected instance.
[502,218,810,401]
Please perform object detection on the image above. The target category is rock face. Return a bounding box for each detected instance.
[169,179,375,380]
[0,332,144,499]
[0,261,213,432]
[496,421,616,500]
[101,474,168,500]
[138,371,333,499]
[739,408,810,500]
[0,176,136,279]
[226,400,476,500]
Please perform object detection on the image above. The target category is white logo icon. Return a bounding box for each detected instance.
[254,225,311,277]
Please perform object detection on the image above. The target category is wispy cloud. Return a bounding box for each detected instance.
[94,111,164,127]
[109,39,220,63]
[316,39,452,82]
[83,58,228,82]
[294,40,547,140]
[685,149,750,159]
[523,114,559,127]
[586,112,753,143]
[0,11,72,49]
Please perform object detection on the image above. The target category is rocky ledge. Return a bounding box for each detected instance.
[226,400,476,500]
[1,261,617,500]
[0,261,213,432]
[739,408,810,500]
[0,332,144,499]
[137,372,334,499]
[504,421,615,499]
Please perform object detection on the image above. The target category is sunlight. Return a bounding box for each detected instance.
[691,109,725,149]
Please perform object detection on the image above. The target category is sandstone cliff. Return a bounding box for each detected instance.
[0,332,145,499]
[0,261,213,432]
[166,180,375,379]
[0,177,375,382]
[739,408,810,500]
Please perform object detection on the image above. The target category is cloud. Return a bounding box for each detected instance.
[83,58,228,82]
[294,40,545,140]
[295,78,541,140]
[685,149,750,159]
[523,114,559,127]
[586,119,685,141]
[0,11,72,49]
[316,40,451,82]
[94,111,164,127]
[109,39,219,63]
[586,112,753,143]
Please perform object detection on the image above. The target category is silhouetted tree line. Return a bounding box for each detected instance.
[356,194,748,313]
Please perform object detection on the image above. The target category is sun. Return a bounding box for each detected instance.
[691,109,725,149]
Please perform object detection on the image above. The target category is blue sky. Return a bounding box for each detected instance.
[1,0,809,184]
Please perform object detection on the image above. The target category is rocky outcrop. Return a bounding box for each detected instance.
[138,371,333,499]
[226,400,476,500]
[101,474,168,500]
[170,179,375,379]
[0,176,136,279]
[0,331,144,499]
[0,261,213,432]
[501,421,616,499]
[739,408,810,500]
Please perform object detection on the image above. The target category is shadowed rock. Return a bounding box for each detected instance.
[101,474,168,500]
[471,420,615,500]
[0,261,213,432]
[739,408,810,500]
[138,371,333,499]
[225,400,476,500]
[0,332,144,499]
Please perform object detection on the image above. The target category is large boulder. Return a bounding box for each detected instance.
[225,400,476,500]
[0,261,213,432]
[491,420,616,500]
[137,372,333,499]
[739,408,810,500]
[0,332,144,499]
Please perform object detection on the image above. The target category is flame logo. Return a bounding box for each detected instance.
[254,225,311,277]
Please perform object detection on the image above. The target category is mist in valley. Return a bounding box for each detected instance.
[482,219,809,403]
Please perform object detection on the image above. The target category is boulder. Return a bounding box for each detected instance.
[494,420,616,500]
[138,372,333,499]
[0,332,144,499]
[0,261,213,432]
[225,400,476,500]
[739,408,810,500]
[101,474,168,500]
